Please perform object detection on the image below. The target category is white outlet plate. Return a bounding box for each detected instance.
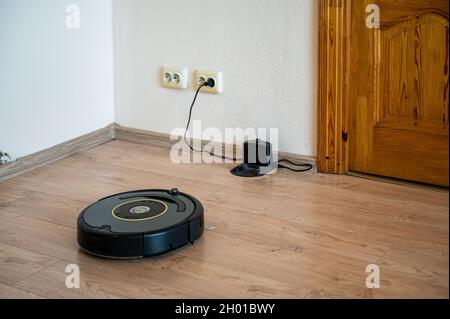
[161,66,188,90]
[195,70,223,94]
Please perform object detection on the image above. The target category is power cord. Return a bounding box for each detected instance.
[277,159,313,172]
[183,79,238,161]
[183,80,313,173]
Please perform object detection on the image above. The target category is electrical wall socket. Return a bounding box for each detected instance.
[195,70,223,94]
[0,151,13,165]
[161,66,188,90]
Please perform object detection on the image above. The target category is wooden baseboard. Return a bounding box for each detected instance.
[1,123,316,183]
[113,124,317,169]
[0,125,115,182]
[113,124,176,150]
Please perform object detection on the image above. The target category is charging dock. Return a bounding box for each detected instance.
[231,139,275,177]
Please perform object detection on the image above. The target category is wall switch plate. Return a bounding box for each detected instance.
[161,66,188,90]
[195,70,223,94]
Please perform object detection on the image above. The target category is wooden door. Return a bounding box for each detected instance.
[349,0,449,186]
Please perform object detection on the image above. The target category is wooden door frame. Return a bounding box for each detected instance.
[317,0,352,174]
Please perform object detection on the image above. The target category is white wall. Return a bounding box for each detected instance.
[113,0,317,156]
[0,0,114,158]
[0,0,317,159]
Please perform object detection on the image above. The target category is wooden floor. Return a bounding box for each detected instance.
[0,140,448,298]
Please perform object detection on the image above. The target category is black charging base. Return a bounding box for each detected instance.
[230,163,275,177]
[231,139,275,177]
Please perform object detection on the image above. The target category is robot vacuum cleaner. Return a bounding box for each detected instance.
[77,188,204,259]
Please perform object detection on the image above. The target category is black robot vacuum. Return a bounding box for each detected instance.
[77,188,204,259]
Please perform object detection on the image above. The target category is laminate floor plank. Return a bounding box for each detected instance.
[0,282,45,299]
[0,241,60,285]
[0,140,447,298]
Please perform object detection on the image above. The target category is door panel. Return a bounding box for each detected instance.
[349,0,449,186]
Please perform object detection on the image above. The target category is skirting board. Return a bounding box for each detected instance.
[0,125,115,183]
[113,124,317,169]
[0,123,316,183]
